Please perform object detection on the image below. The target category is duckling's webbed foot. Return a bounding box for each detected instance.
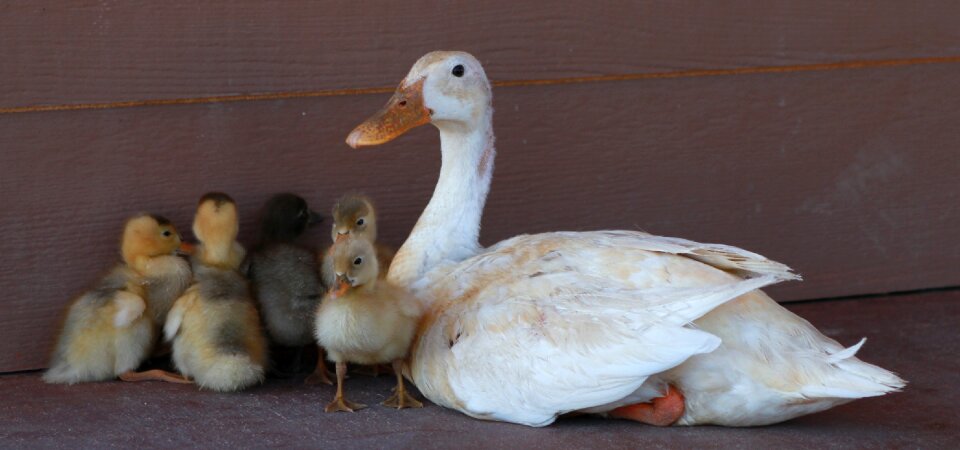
[119,369,192,384]
[325,396,367,413]
[608,384,684,426]
[305,346,334,385]
[381,360,423,410]
[324,361,366,413]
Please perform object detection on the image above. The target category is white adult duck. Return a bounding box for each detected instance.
[345,51,904,427]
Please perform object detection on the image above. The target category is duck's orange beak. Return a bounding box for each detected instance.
[346,78,430,149]
[329,279,351,298]
[177,241,196,256]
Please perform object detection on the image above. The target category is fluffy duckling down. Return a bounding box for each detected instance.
[322,194,394,287]
[165,193,268,392]
[245,193,331,384]
[44,214,191,384]
[315,237,424,412]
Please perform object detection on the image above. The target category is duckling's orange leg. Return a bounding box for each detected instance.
[119,369,192,384]
[305,346,334,385]
[381,359,423,409]
[608,385,685,426]
[324,362,366,413]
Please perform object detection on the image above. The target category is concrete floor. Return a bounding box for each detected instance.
[1,290,957,449]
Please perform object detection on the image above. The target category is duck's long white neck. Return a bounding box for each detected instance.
[388,111,495,287]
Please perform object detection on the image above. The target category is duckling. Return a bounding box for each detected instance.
[315,237,424,412]
[322,194,394,287]
[165,193,268,392]
[44,214,191,384]
[245,193,332,384]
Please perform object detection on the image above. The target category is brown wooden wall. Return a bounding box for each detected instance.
[2,1,959,372]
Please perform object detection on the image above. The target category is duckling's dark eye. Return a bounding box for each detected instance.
[356,218,365,226]
[452,64,465,77]
[162,230,172,237]
[353,257,363,265]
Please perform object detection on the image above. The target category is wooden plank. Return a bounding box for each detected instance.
[2,63,958,372]
[3,0,960,107]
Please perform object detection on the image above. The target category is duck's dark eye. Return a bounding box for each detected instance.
[356,218,365,226]
[353,257,363,265]
[452,64,465,77]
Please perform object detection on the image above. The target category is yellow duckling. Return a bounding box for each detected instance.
[165,193,268,392]
[314,237,423,412]
[322,194,394,286]
[44,214,191,384]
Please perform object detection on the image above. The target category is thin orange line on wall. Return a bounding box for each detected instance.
[2,55,959,115]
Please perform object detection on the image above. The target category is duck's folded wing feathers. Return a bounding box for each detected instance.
[440,271,782,427]
[569,231,800,281]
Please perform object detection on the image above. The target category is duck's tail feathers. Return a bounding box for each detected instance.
[600,231,800,282]
[799,338,906,399]
[42,365,82,384]
[195,354,265,392]
[686,243,801,282]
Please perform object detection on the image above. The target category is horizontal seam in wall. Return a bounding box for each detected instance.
[2,55,958,115]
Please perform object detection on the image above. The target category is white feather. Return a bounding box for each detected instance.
[163,292,191,342]
[378,52,904,428]
[112,291,146,328]
[409,232,786,427]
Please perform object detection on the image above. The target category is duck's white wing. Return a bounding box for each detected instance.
[410,231,795,427]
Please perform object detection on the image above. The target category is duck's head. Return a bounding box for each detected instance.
[192,192,240,266]
[347,51,491,148]
[121,214,184,266]
[328,237,379,298]
[330,194,377,243]
[260,193,322,243]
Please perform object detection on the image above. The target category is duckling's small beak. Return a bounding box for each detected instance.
[308,210,323,225]
[330,278,351,298]
[177,241,196,256]
[346,78,430,149]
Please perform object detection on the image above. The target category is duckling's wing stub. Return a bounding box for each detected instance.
[164,289,198,342]
[112,291,147,328]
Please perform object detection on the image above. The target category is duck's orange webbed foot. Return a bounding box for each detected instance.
[119,369,192,384]
[305,366,334,385]
[324,361,367,413]
[325,396,367,413]
[608,385,685,426]
[381,360,423,409]
[304,347,334,385]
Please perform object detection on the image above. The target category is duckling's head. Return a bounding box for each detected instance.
[347,51,491,148]
[121,214,183,266]
[260,193,322,244]
[328,237,379,297]
[193,192,239,265]
[330,194,377,243]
